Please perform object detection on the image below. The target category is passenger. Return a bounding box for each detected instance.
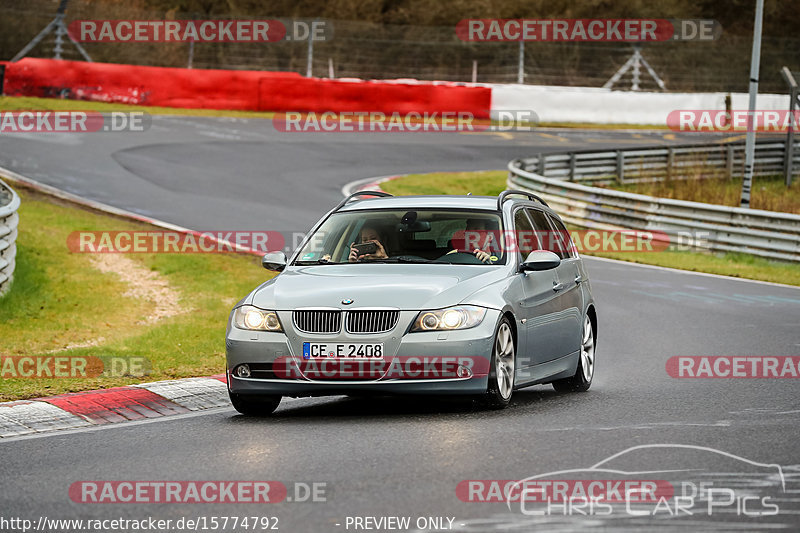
[348,225,389,262]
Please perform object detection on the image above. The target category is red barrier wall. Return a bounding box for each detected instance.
[2,58,491,118]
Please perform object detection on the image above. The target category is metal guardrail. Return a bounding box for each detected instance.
[0,179,20,295]
[508,146,800,262]
[519,140,800,184]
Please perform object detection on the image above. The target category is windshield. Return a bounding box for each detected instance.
[293,209,506,265]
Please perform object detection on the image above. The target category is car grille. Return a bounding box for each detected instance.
[346,310,399,334]
[293,310,341,334]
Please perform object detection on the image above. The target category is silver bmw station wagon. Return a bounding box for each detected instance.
[225,190,597,415]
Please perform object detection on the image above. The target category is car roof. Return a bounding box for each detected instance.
[337,194,559,220]
[337,195,500,212]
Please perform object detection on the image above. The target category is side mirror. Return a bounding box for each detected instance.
[262,251,287,272]
[520,250,561,272]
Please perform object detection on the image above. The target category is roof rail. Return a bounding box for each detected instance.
[497,189,549,210]
[334,190,393,212]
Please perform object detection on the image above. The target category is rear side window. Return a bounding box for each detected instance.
[526,208,574,260]
[545,212,577,259]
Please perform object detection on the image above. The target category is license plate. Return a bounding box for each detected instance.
[302,342,384,360]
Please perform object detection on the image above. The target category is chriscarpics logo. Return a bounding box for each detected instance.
[455,444,790,529]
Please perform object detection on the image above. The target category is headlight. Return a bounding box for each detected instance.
[233,305,283,332]
[410,305,487,332]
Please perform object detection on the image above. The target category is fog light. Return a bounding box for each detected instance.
[235,364,251,378]
[456,365,472,378]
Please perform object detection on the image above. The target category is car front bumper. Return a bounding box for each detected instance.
[225,309,501,397]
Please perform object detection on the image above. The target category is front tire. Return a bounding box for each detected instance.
[484,318,516,409]
[553,315,595,393]
[229,392,282,416]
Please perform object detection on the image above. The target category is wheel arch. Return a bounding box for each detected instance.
[500,308,518,347]
[586,304,597,342]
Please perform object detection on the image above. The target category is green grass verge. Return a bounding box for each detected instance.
[537,122,667,130]
[0,96,669,129]
[0,96,276,119]
[606,174,800,215]
[0,185,272,401]
[381,170,800,287]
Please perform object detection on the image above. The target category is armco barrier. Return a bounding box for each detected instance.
[0,179,20,295]
[518,140,800,184]
[508,157,800,263]
[2,58,491,117]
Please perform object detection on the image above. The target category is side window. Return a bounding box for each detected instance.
[513,209,539,260]
[526,208,572,260]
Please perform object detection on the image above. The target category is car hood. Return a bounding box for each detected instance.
[249,264,508,310]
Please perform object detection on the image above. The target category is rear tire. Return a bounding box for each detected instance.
[553,315,595,393]
[483,318,516,409]
[229,392,281,416]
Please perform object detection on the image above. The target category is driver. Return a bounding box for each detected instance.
[348,225,389,262]
[446,218,496,263]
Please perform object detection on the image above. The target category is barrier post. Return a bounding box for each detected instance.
[667,148,675,180]
[726,145,735,179]
[781,66,798,186]
[187,40,195,69]
[306,25,314,77]
[569,153,576,181]
[739,0,764,208]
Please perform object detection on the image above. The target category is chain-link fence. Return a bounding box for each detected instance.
[1,0,798,93]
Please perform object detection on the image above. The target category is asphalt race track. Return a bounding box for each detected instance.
[1,119,799,532]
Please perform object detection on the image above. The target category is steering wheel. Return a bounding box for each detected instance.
[392,254,428,262]
[433,252,485,265]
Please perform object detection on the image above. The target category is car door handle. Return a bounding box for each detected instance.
[552,282,565,292]
[575,275,585,284]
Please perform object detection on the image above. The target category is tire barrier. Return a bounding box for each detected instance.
[2,58,491,118]
[0,178,20,296]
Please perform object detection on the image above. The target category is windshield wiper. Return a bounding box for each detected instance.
[368,257,432,264]
[294,259,338,266]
